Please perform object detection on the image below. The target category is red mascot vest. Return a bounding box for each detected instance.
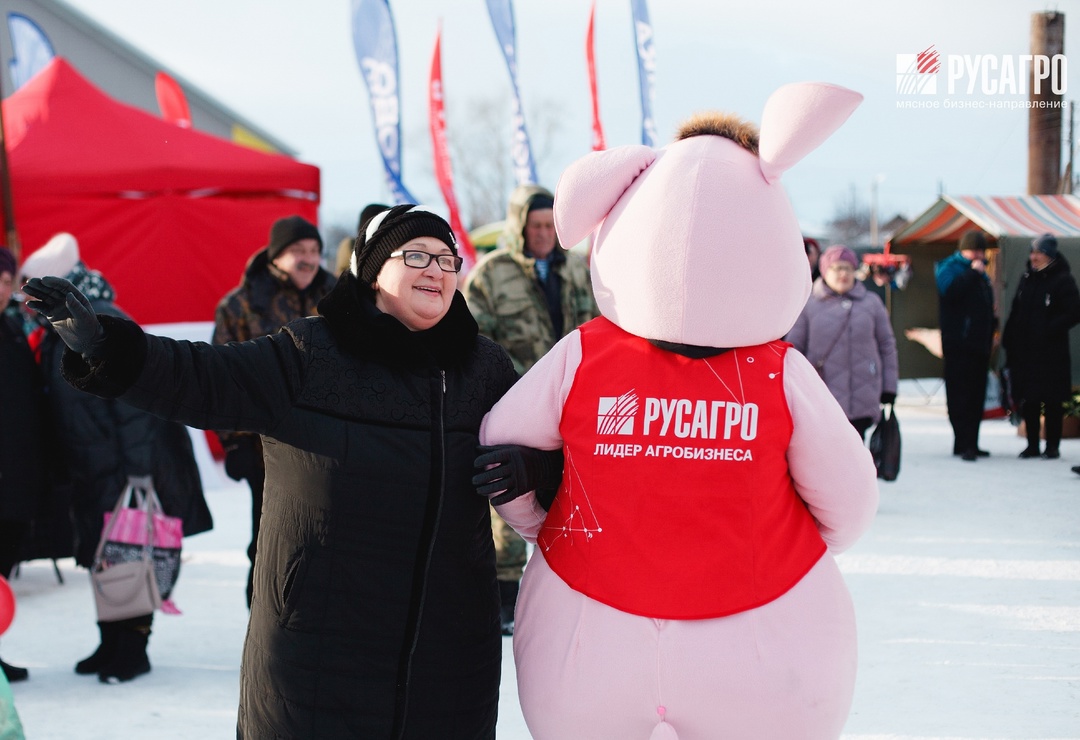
[543,317,826,619]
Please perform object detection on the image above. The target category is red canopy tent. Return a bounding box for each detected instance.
[1,57,320,325]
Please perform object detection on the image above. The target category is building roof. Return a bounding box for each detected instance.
[889,194,1080,247]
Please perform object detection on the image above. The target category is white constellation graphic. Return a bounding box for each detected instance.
[538,447,603,551]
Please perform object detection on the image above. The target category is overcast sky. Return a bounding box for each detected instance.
[61,0,1080,237]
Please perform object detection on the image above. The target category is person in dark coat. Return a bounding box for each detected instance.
[0,245,46,682]
[23,206,539,739]
[1003,233,1080,459]
[935,230,997,461]
[212,215,336,608]
[19,233,212,684]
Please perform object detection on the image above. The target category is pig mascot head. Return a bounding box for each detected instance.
[554,82,863,347]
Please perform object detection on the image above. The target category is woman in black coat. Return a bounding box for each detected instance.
[20,238,212,685]
[0,246,46,682]
[27,206,528,739]
[1003,234,1080,459]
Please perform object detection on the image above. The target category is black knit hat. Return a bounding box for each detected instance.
[957,230,988,253]
[357,203,390,233]
[267,215,323,261]
[352,205,457,283]
[1032,233,1059,258]
[0,246,15,277]
[526,193,554,214]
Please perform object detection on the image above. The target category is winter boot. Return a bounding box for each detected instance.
[98,614,152,684]
[75,621,120,675]
[498,580,519,637]
[0,657,28,682]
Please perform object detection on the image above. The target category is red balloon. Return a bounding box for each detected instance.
[0,575,14,636]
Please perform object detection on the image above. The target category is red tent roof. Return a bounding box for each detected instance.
[3,58,320,324]
[4,57,319,198]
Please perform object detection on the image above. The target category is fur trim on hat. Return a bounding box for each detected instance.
[674,112,759,155]
[21,232,80,280]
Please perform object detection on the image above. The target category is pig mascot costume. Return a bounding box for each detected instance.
[479,82,879,739]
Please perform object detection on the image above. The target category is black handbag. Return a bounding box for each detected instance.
[868,404,901,481]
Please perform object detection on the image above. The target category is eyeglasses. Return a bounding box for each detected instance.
[389,250,463,273]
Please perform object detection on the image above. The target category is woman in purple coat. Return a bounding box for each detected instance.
[787,245,899,439]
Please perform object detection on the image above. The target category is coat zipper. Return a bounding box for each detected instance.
[392,369,447,739]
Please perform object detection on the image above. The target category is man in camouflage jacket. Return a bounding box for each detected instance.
[464,184,599,634]
[213,215,336,607]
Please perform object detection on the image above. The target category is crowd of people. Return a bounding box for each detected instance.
[3,182,1079,737]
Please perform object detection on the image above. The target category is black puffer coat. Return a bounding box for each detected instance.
[1003,255,1080,402]
[0,308,45,522]
[63,272,518,739]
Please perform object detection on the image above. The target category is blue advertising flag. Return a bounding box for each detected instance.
[7,13,54,91]
[629,0,657,147]
[350,0,417,204]
[484,0,538,185]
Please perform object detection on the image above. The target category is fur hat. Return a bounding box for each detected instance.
[818,245,858,274]
[1032,233,1058,258]
[352,205,457,284]
[0,246,15,277]
[20,232,80,280]
[267,215,322,261]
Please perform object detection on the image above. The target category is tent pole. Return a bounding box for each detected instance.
[0,68,20,262]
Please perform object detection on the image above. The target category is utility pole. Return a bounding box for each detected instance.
[1027,11,1065,195]
[1066,101,1076,194]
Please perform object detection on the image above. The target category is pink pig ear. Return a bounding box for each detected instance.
[758,82,863,184]
[554,145,656,248]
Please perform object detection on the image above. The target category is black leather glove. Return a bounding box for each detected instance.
[223,436,262,482]
[880,391,897,405]
[473,445,564,507]
[22,276,106,358]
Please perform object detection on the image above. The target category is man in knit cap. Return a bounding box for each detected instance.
[1003,233,1080,460]
[935,230,997,461]
[463,184,599,635]
[212,215,336,607]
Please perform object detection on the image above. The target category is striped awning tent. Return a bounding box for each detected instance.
[889,194,1080,247]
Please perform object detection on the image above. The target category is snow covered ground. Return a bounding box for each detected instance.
[3,381,1079,739]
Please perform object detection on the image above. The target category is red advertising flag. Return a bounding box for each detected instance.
[586,1,606,151]
[154,72,192,128]
[429,26,477,274]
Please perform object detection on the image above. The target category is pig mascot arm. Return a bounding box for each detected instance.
[783,348,879,551]
[479,331,584,542]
